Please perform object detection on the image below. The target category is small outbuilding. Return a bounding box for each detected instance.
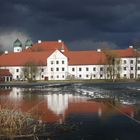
[0,69,12,82]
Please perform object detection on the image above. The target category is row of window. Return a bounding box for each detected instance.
[123,74,140,78]
[16,68,45,73]
[123,60,140,64]
[71,67,103,72]
[14,65,140,74]
[123,67,140,70]
[50,60,65,65]
[50,75,65,79]
[16,75,46,79]
[51,67,65,71]
[16,74,140,80]
[78,74,103,78]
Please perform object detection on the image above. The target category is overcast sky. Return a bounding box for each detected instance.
[0,0,140,51]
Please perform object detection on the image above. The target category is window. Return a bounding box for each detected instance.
[57,75,59,78]
[86,67,89,71]
[130,60,133,64]
[138,67,140,70]
[100,74,103,78]
[62,75,65,78]
[130,74,134,79]
[124,74,127,77]
[124,67,126,70]
[62,68,65,71]
[62,61,65,64]
[16,69,19,72]
[100,67,103,71]
[51,76,53,79]
[86,75,89,78]
[93,74,96,78]
[51,61,53,65]
[131,67,133,70]
[17,75,19,79]
[137,60,140,64]
[124,60,127,64]
[138,74,140,78]
[79,68,82,71]
[42,75,44,78]
[79,75,82,78]
[56,61,59,64]
[41,68,44,72]
[51,68,53,71]
[56,68,59,71]
[72,68,75,71]
[93,67,96,71]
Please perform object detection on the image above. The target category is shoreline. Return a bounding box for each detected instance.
[0,79,139,88]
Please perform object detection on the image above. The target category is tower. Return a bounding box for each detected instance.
[13,39,22,52]
[25,39,33,49]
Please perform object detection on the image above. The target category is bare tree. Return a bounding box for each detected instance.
[22,61,38,82]
[102,47,120,82]
[132,40,140,79]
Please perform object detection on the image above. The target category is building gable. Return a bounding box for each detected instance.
[48,50,67,60]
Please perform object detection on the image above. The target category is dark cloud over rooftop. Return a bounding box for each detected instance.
[0,0,140,50]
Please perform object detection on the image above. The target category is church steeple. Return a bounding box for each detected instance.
[13,39,22,52]
[25,39,33,49]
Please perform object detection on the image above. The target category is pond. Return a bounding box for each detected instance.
[0,82,140,140]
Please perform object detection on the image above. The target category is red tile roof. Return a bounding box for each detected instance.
[113,48,137,58]
[0,51,53,66]
[24,41,69,52]
[0,40,139,66]
[0,69,12,76]
[65,48,138,65]
[65,51,107,65]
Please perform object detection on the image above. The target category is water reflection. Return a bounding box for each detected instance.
[0,85,139,124]
[1,83,140,140]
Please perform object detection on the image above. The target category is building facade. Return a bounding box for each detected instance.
[0,39,140,81]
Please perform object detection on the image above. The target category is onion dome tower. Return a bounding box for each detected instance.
[13,39,22,52]
[25,39,33,49]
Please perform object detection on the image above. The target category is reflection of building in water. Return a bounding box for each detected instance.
[98,107,102,117]
[47,94,71,115]
[47,94,88,115]
[0,88,136,123]
[9,87,23,100]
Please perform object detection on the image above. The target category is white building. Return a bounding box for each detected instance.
[0,39,140,81]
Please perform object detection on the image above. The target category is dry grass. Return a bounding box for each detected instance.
[0,108,42,138]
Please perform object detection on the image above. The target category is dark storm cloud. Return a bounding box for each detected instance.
[0,0,140,50]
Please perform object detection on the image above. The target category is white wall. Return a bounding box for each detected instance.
[47,50,68,80]
[2,56,140,81]
[120,58,140,79]
[1,66,48,81]
[1,66,23,80]
[68,65,106,79]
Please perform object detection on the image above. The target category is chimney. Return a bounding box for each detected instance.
[58,40,62,43]
[38,40,42,44]
[97,49,101,52]
[4,51,8,54]
[129,45,133,49]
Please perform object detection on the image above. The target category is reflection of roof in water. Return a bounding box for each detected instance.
[0,89,134,123]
